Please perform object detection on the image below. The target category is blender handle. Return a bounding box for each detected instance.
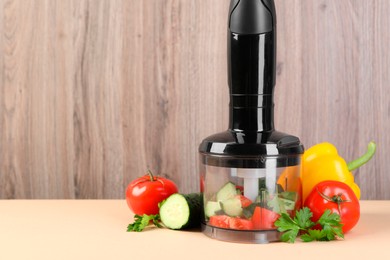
[227,0,277,132]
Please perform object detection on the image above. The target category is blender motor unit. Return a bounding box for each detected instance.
[199,0,304,243]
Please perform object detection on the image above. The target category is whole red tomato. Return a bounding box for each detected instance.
[126,170,178,215]
[304,180,360,233]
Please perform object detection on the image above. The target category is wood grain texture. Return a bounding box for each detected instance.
[0,0,389,199]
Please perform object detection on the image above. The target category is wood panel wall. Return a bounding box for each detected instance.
[0,0,389,199]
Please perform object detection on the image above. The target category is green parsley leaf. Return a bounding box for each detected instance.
[294,207,315,229]
[127,214,162,232]
[281,229,300,243]
[275,213,299,232]
[275,207,344,243]
[318,209,342,227]
[318,209,344,241]
[301,229,325,242]
[275,213,301,243]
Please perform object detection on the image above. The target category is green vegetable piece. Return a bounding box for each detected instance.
[127,192,203,232]
[127,214,162,232]
[281,229,300,243]
[275,213,301,243]
[347,141,376,171]
[216,182,238,201]
[318,209,344,240]
[242,203,258,219]
[220,197,243,217]
[160,193,203,230]
[294,207,314,229]
[280,191,298,201]
[205,201,222,217]
[301,229,324,242]
[267,196,287,214]
[274,207,344,243]
[267,196,296,214]
[275,213,299,233]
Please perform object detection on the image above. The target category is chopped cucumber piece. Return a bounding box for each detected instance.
[280,191,298,201]
[279,198,296,210]
[160,193,202,230]
[221,197,243,217]
[267,196,296,214]
[242,203,258,219]
[216,182,238,201]
[205,201,222,217]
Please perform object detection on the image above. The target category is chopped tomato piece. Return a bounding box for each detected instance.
[209,215,230,228]
[236,195,252,208]
[229,217,254,230]
[235,185,244,194]
[252,207,280,230]
[209,215,254,230]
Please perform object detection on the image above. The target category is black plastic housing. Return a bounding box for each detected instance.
[199,0,303,168]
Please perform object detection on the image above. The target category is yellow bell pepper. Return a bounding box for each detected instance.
[301,142,376,202]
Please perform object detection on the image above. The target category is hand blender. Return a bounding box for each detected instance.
[199,0,304,243]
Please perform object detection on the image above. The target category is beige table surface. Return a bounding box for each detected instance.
[0,200,389,260]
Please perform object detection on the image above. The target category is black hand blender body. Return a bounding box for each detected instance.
[199,0,304,243]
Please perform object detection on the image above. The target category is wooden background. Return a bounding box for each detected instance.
[0,0,389,199]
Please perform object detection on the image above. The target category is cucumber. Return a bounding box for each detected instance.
[216,182,238,201]
[205,201,222,217]
[242,203,257,219]
[159,193,203,230]
[267,196,296,214]
[279,198,296,210]
[220,197,243,217]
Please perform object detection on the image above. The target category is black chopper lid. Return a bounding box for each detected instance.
[199,130,304,168]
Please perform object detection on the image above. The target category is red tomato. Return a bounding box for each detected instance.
[209,215,230,228]
[126,170,178,215]
[237,195,252,208]
[209,215,253,230]
[235,185,244,194]
[251,206,280,229]
[304,180,360,233]
[229,217,253,230]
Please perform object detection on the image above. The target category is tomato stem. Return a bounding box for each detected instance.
[147,169,155,182]
[347,141,376,172]
[316,189,350,215]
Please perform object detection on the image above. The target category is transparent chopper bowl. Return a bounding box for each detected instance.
[200,155,302,243]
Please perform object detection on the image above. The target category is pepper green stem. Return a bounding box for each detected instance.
[347,141,377,172]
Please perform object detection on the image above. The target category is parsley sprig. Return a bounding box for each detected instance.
[275,207,344,243]
[127,214,163,232]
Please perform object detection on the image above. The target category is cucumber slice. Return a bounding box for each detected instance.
[267,196,296,214]
[221,197,243,217]
[160,193,203,230]
[242,203,258,219]
[279,198,296,210]
[216,182,238,202]
[205,201,222,217]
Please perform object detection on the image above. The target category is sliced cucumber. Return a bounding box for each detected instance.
[267,196,296,214]
[280,191,298,201]
[221,197,243,217]
[205,201,222,217]
[242,203,258,219]
[160,193,203,230]
[216,182,238,202]
[279,198,296,210]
